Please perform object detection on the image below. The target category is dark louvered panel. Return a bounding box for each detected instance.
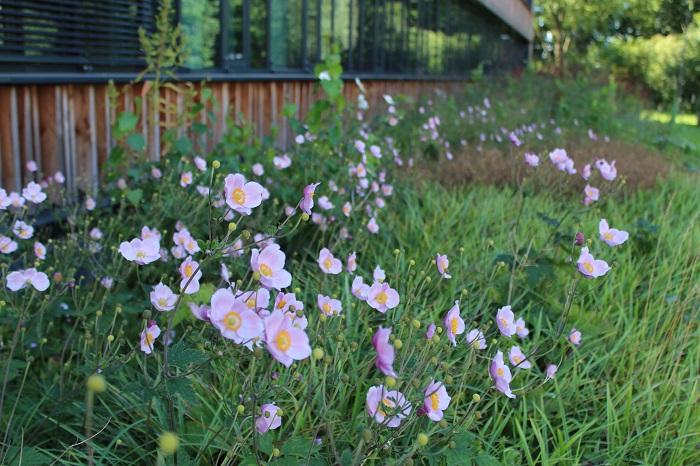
[0,0,157,70]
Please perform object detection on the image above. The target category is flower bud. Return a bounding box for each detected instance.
[417,433,429,446]
[158,432,180,455]
[574,232,584,246]
[313,348,324,360]
[439,419,448,429]
[87,374,106,393]
[301,213,310,222]
[142,310,151,320]
[253,271,261,281]
[473,393,481,402]
[385,376,397,388]
[237,405,245,414]
[241,230,251,240]
[361,429,372,442]
[393,339,403,350]
[212,160,221,169]
[228,222,237,231]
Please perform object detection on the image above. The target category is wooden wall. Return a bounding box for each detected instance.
[0,79,466,193]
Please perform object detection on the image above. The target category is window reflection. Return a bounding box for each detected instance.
[181,0,221,69]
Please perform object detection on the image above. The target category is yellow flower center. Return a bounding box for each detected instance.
[514,355,522,364]
[451,317,459,334]
[158,298,168,308]
[146,333,155,344]
[245,298,256,308]
[497,367,504,377]
[233,188,246,205]
[323,258,333,269]
[185,265,194,277]
[276,330,291,351]
[259,264,273,277]
[136,251,145,260]
[473,341,481,349]
[500,317,508,327]
[25,278,32,285]
[224,311,241,331]
[441,260,446,270]
[583,261,594,274]
[430,392,440,411]
[378,398,395,416]
[323,303,332,314]
[603,232,613,240]
[376,292,388,305]
[277,300,287,309]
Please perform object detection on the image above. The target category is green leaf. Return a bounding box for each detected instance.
[177,449,197,466]
[107,146,126,168]
[281,104,297,118]
[475,453,501,466]
[200,88,212,101]
[174,136,193,154]
[126,133,146,152]
[281,436,321,457]
[168,341,208,370]
[5,446,50,466]
[340,448,354,466]
[193,122,210,136]
[256,433,273,455]
[117,112,139,135]
[4,360,26,382]
[164,377,201,407]
[126,189,143,206]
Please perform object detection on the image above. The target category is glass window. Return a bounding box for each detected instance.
[269,0,304,70]
[181,0,221,69]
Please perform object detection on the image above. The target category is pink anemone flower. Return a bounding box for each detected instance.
[210,288,264,344]
[599,219,629,247]
[443,300,465,345]
[489,351,515,398]
[300,182,321,215]
[366,385,412,427]
[372,326,397,377]
[577,247,610,279]
[255,403,282,434]
[6,268,50,292]
[367,282,400,313]
[119,238,160,265]
[423,379,451,421]
[224,173,265,215]
[436,253,451,279]
[496,305,517,337]
[251,244,292,290]
[318,248,342,274]
[263,309,312,367]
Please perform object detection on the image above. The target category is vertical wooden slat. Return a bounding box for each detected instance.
[10,87,22,191]
[88,85,99,192]
[23,88,34,180]
[0,87,12,189]
[31,86,42,175]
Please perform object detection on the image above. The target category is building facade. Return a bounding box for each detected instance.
[0,0,533,192]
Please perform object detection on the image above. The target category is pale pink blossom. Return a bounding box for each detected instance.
[194,156,207,171]
[100,277,114,289]
[496,305,517,337]
[0,189,11,209]
[9,192,25,208]
[179,256,203,294]
[119,238,160,265]
[466,329,487,350]
[188,302,211,322]
[318,248,342,274]
[26,161,38,172]
[425,323,436,339]
[524,153,539,167]
[444,300,465,345]
[436,253,451,279]
[263,309,311,367]
[140,322,161,354]
[508,346,532,369]
[351,276,370,300]
[13,221,34,239]
[22,182,47,204]
[141,226,161,242]
[318,196,333,210]
[545,364,558,381]
[180,171,193,187]
[599,160,617,180]
[318,294,342,316]
[237,288,271,312]
[372,326,397,377]
[569,328,582,345]
[252,163,264,176]
[515,318,529,338]
[151,167,162,179]
[577,247,610,279]
[300,182,321,215]
[599,219,629,247]
[6,268,50,291]
[273,155,292,169]
[489,351,515,398]
[373,266,385,282]
[224,173,265,215]
[255,403,283,434]
[274,292,304,313]
[582,164,591,180]
[347,252,357,274]
[54,171,65,183]
[367,282,399,313]
[85,198,96,210]
[34,242,46,260]
[366,385,411,427]
[295,134,305,144]
[584,185,599,202]
[251,244,292,290]
[210,288,264,344]
[370,145,382,158]
[424,379,451,421]
[150,283,177,311]
[0,236,18,254]
[367,218,379,233]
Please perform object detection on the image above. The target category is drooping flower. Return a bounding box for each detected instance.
[425,323,436,340]
[347,252,357,274]
[582,163,591,180]
[370,145,382,158]
[577,247,610,279]
[373,266,385,282]
[251,244,292,290]
[436,253,451,279]
[26,161,38,172]
[188,302,211,322]
[22,182,47,204]
[443,300,465,346]
[367,282,400,313]
[300,182,321,215]
[599,219,629,247]
[466,329,487,350]
[0,236,18,254]
[318,248,342,274]
[372,326,397,377]
[366,385,411,427]
[489,351,515,398]
[140,322,161,354]
[545,364,558,381]
[584,184,599,203]
[255,403,283,434]
[12,221,34,240]
[317,294,342,316]
[496,305,517,337]
[119,238,160,265]
[179,256,203,294]
[515,318,529,338]
[318,196,333,210]
[6,268,50,292]
[423,379,451,421]
[351,276,370,300]
[224,173,265,215]
[194,156,207,171]
[100,277,113,289]
[263,309,312,367]
[210,288,264,344]
[569,328,582,345]
[508,346,532,369]
[150,283,177,311]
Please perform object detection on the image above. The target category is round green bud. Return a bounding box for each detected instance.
[252,271,261,281]
[294,287,301,293]
[475,411,482,419]
[273,448,280,457]
[473,393,481,402]
[406,459,414,466]
[361,429,372,442]
[313,348,324,360]
[116,439,122,446]
[241,230,251,240]
[394,249,400,255]
[440,362,449,372]
[426,276,432,283]
[412,319,421,329]
[449,440,456,449]
[226,451,234,459]
[341,374,350,383]
[237,405,245,414]
[96,311,102,317]
[439,419,448,429]
[409,260,415,266]
[87,374,106,393]
[212,160,221,169]
[394,339,403,350]
[158,432,180,455]
[228,222,237,231]
[445,375,453,384]
[349,342,358,351]
[301,213,310,222]
[459,247,465,253]
[431,334,440,344]
[319,314,327,323]
[436,327,443,334]
[461,289,468,295]
[323,355,332,365]
[107,335,114,342]
[253,348,263,358]
[385,376,397,388]
[417,433,429,446]
[142,310,151,320]
[411,379,421,389]
[491,339,498,346]
[430,357,438,365]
